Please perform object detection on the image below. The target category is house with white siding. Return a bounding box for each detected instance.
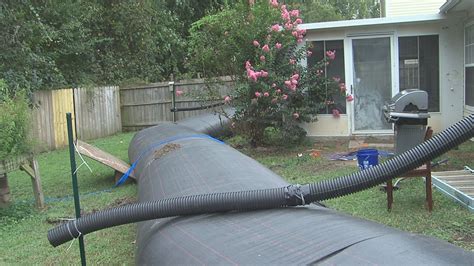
[301,0,474,137]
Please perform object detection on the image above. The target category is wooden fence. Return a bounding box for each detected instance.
[74,87,121,140]
[120,77,234,131]
[31,86,121,150]
[30,78,233,150]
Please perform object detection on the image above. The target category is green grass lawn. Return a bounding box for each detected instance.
[238,138,474,251]
[0,132,137,264]
[0,133,472,264]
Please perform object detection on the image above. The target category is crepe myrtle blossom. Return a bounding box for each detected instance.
[260,70,269,77]
[253,40,260,47]
[224,95,231,103]
[275,42,282,49]
[271,24,280,32]
[292,29,306,41]
[175,90,184,96]
[263,92,270,97]
[289,58,296,64]
[245,60,252,70]
[276,89,282,94]
[270,0,279,8]
[290,10,300,17]
[271,83,276,88]
[284,80,297,91]
[247,69,260,82]
[262,44,270,53]
[281,6,290,21]
[307,50,313,57]
[346,94,354,102]
[260,55,266,62]
[255,92,262,98]
[282,94,288,100]
[326,50,336,60]
[293,112,300,119]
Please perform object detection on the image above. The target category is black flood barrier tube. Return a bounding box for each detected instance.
[48,114,474,264]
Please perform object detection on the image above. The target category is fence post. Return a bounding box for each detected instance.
[169,81,176,122]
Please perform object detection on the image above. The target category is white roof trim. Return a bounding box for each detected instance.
[439,0,461,13]
[300,14,446,31]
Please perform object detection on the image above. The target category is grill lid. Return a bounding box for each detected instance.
[384,89,430,121]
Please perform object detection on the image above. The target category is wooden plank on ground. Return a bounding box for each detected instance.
[76,140,136,180]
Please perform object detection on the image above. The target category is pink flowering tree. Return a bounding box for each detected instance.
[224,1,340,146]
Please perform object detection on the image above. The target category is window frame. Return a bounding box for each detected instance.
[307,39,346,115]
[397,34,440,112]
[464,21,474,108]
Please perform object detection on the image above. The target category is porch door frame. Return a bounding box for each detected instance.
[345,33,398,135]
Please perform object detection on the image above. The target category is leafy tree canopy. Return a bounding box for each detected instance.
[0,0,380,93]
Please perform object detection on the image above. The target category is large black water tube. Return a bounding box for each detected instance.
[48,114,473,252]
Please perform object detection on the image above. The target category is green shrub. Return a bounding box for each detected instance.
[0,81,31,160]
[188,2,348,147]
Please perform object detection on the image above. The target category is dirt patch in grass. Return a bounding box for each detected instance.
[153,143,181,160]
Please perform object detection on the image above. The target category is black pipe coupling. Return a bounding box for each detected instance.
[284,184,310,206]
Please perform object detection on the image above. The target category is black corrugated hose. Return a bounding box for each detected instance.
[48,115,473,247]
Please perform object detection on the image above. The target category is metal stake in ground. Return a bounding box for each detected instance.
[169,81,176,122]
[66,113,86,266]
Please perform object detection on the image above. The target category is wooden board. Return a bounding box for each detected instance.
[76,140,136,180]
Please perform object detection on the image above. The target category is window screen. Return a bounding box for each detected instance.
[398,35,439,112]
[308,40,346,114]
[466,67,474,106]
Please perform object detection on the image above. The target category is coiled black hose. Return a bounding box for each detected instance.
[48,114,473,247]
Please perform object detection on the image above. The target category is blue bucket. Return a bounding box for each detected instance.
[357,149,379,170]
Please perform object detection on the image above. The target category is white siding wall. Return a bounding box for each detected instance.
[303,116,350,137]
[438,16,465,129]
[386,0,446,17]
[303,16,466,136]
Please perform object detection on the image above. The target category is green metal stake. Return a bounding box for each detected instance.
[66,113,86,266]
[169,81,176,122]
